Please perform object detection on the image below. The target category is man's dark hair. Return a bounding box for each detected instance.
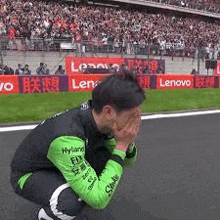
[92,70,146,114]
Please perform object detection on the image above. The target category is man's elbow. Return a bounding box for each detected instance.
[88,195,110,210]
[92,203,108,210]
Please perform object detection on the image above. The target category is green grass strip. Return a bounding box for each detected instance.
[1,89,220,123]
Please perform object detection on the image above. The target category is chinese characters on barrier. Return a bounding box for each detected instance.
[18,75,68,94]
[0,75,220,95]
[194,76,216,88]
[22,77,60,93]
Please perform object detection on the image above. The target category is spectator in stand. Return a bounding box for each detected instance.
[3,65,14,75]
[15,64,23,75]
[142,65,150,74]
[156,64,165,74]
[108,63,116,74]
[55,65,65,75]
[23,64,31,75]
[75,31,82,53]
[82,33,88,54]
[132,63,139,76]
[36,62,46,75]
[7,25,16,50]
[119,63,127,73]
[0,64,4,75]
[44,63,50,75]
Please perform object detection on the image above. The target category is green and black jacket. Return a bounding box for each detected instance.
[11,100,137,210]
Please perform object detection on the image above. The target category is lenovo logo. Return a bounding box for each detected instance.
[0,82,14,92]
[72,79,99,89]
[160,79,192,87]
[71,61,120,72]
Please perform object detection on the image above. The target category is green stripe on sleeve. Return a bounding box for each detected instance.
[112,148,126,160]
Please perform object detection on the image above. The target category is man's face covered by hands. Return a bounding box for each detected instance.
[94,105,142,138]
[114,105,142,132]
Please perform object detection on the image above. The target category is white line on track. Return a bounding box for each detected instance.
[141,109,220,120]
[1,109,220,133]
[0,125,37,132]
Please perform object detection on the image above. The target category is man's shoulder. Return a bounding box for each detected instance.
[34,107,85,142]
[37,101,91,135]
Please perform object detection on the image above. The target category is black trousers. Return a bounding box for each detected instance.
[11,170,115,220]
[13,170,87,219]
[10,147,115,219]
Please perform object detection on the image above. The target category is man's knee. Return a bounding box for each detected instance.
[50,183,86,218]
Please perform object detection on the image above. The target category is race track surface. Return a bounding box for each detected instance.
[1,113,220,220]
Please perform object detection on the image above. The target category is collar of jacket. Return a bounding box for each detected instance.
[79,100,105,139]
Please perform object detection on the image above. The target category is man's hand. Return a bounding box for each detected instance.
[113,111,141,152]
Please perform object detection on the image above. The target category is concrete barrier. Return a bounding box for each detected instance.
[1,51,210,75]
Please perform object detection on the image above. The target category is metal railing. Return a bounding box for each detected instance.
[1,37,220,61]
[0,37,197,57]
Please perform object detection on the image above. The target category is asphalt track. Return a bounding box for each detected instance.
[1,113,220,220]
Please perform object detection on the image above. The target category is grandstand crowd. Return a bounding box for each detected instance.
[0,0,220,58]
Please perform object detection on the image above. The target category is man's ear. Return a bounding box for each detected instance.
[102,105,117,121]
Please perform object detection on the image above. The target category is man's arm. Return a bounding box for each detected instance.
[47,136,126,210]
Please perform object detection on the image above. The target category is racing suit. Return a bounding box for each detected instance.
[10,100,137,219]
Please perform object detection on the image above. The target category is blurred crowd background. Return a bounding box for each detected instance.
[0,0,220,74]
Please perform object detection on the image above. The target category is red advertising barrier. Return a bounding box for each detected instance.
[0,76,19,94]
[194,76,216,88]
[156,75,194,89]
[19,76,68,94]
[125,59,165,74]
[1,74,220,95]
[65,56,166,75]
[213,62,219,75]
[137,75,151,89]
[66,57,124,75]
[68,74,107,92]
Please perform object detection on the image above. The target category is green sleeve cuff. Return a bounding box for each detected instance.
[112,149,126,160]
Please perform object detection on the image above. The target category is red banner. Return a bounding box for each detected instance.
[194,76,216,88]
[213,62,220,75]
[1,74,219,95]
[137,75,151,89]
[125,59,165,74]
[0,76,19,94]
[156,75,194,89]
[19,76,68,94]
[68,74,107,92]
[65,57,124,75]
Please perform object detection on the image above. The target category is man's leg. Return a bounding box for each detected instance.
[18,170,86,220]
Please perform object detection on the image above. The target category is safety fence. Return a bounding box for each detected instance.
[0,74,219,95]
[1,37,210,59]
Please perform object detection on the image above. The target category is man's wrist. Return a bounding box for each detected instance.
[115,142,129,152]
